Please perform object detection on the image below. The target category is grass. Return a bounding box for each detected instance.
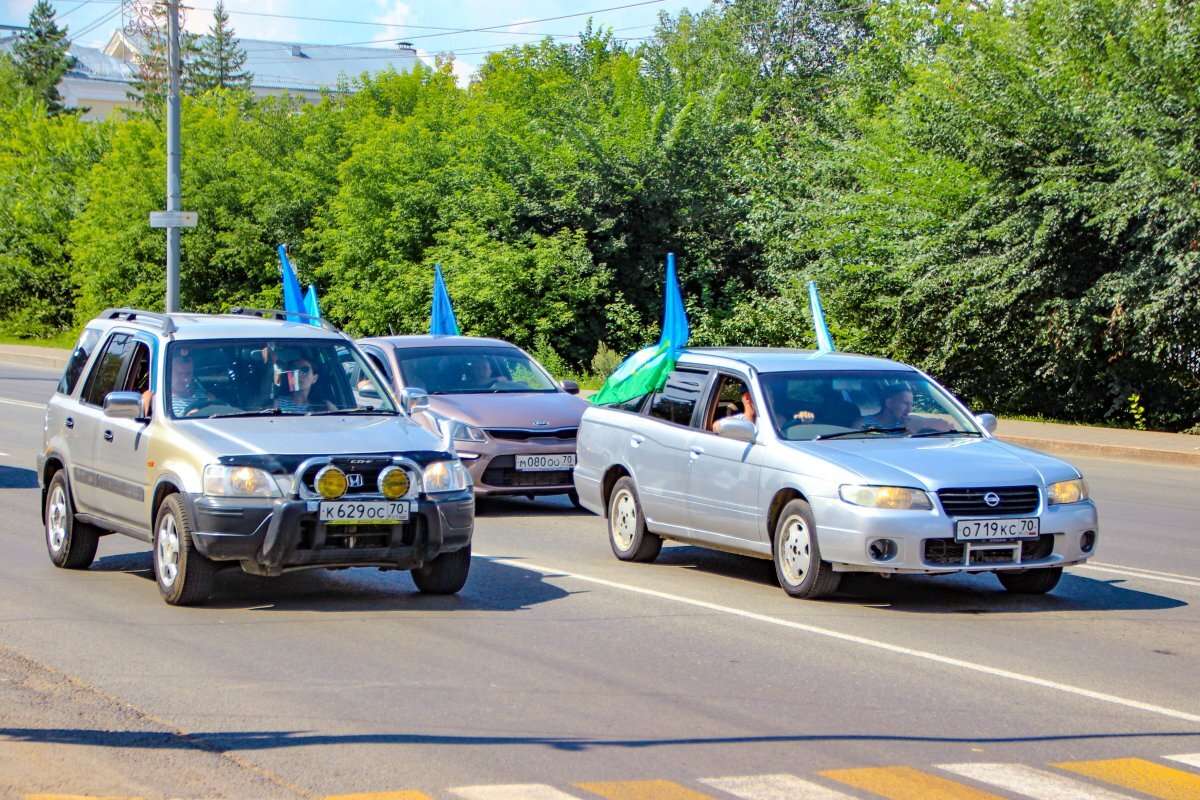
[0,332,79,350]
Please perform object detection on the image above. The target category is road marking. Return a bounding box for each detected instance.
[1079,563,1200,589]
[701,773,857,799]
[325,793,433,800]
[1167,753,1200,769]
[820,766,1005,799]
[576,780,717,799]
[1053,757,1200,798]
[0,396,46,409]
[480,555,1200,725]
[451,787,584,800]
[938,763,1139,799]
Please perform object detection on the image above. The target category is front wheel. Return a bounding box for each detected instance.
[412,544,471,594]
[44,471,99,570]
[997,566,1062,594]
[153,494,215,606]
[773,499,840,599]
[607,477,662,563]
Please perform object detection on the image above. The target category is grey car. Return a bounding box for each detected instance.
[39,308,474,605]
[356,335,589,500]
[573,348,1098,599]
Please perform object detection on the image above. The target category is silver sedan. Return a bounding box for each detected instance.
[573,348,1098,599]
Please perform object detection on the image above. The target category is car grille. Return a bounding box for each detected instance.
[924,534,1056,566]
[298,456,420,498]
[484,427,577,442]
[937,486,1040,517]
[481,455,573,487]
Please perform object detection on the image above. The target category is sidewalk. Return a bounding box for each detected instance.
[2,344,1196,468]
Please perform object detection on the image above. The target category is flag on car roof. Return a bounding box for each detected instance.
[592,253,689,406]
[807,280,835,353]
[430,263,460,336]
[277,244,306,323]
[303,284,321,325]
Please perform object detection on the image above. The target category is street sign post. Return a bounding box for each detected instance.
[149,211,198,228]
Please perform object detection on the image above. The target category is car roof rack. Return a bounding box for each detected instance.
[225,307,341,333]
[100,308,177,336]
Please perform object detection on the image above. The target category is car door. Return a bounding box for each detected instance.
[626,368,707,536]
[685,372,766,546]
[95,336,156,531]
[72,331,133,514]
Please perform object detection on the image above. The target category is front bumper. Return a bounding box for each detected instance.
[185,490,474,576]
[809,496,1099,574]
[458,441,577,496]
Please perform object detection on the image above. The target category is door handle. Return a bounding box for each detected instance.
[103,430,114,442]
[65,417,74,429]
[689,445,705,459]
[630,434,645,447]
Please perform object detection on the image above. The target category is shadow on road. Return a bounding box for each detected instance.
[475,494,589,518]
[652,544,1187,613]
[0,465,39,489]
[91,551,572,612]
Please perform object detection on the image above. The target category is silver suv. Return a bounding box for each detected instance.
[38,308,474,605]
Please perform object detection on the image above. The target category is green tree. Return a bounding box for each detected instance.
[191,2,252,92]
[11,1,72,116]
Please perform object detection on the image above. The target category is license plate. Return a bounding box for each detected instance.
[515,453,576,472]
[955,517,1039,541]
[319,500,411,525]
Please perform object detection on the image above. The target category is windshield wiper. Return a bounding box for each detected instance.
[909,429,982,438]
[309,407,397,416]
[209,408,303,418]
[816,426,907,440]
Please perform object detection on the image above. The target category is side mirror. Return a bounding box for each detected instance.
[104,391,145,420]
[559,379,580,395]
[975,413,998,434]
[397,387,430,415]
[714,417,757,443]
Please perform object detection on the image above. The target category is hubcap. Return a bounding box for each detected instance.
[779,515,813,585]
[157,515,181,587]
[47,485,68,553]
[611,489,637,551]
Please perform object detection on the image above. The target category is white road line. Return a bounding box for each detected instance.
[1087,562,1200,581]
[1076,564,1200,589]
[937,763,1139,799]
[478,554,1200,725]
[450,785,585,800]
[702,773,857,799]
[1166,753,1200,769]
[0,396,46,409]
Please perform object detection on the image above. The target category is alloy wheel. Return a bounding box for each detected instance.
[47,484,68,553]
[157,515,181,587]
[779,514,813,585]
[611,489,637,551]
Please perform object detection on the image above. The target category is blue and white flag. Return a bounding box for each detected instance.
[430,263,460,336]
[277,244,306,322]
[808,280,835,353]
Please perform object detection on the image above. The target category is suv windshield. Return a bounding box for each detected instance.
[759,370,980,442]
[167,338,396,419]
[394,346,558,395]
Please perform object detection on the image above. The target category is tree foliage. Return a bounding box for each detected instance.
[10,1,72,116]
[191,2,252,93]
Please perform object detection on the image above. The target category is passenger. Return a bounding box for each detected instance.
[276,357,335,412]
[861,384,948,433]
[729,388,756,425]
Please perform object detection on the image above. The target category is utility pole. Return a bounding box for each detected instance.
[165,0,181,312]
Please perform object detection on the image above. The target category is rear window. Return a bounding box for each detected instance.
[58,328,101,396]
[647,370,705,426]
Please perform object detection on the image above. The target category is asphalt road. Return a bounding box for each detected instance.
[2,362,1199,800]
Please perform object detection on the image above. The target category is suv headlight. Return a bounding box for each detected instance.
[203,464,280,497]
[428,412,486,443]
[1047,478,1089,505]
[423,460,471,493]
[839,485,932,510]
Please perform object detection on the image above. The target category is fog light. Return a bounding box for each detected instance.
[315,466,348,499]
[378,466,411,499]
[868,538,898,561]
[1080,530,1097,553]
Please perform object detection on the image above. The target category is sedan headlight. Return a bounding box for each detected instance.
[428,412,486,443]
[203,464,280,498]
[840,485,932,510]
[423,459,471,493]
[1047,478,1089,505]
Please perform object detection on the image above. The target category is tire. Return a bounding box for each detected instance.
[412,544,472,594]
[997,566,1062,594]
[153,494,215,606]
[607,477,662,563]
[773,498,840,599]
[44,471,100,570]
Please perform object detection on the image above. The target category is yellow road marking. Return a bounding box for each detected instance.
[323,792,435,800]
[820,766,1007,800]
[1054,758,1200,799]
[576,780,718,800]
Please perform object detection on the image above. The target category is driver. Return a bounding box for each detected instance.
[169,350,213,416]
[861,383,949,433]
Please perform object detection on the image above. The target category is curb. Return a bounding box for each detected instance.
[0,346,68,371]
[998,435,1200,470]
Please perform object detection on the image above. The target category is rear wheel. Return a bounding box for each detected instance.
[607,477,662,562]
[997,566,1062,594]
[773,499,840,599]
[153,494,215,606]
[44,471,99,570]
[412,544,472,594]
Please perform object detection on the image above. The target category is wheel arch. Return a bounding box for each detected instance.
[766,487,810,548]
[599,464,632,517]
[150,475,183,530]
[40,455,67,523]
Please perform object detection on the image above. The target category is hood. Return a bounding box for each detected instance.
[788,436,1081,489]
[178,414,444,459]
[427,391,588,431]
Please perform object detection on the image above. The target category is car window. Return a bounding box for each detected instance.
[361,346,393,384]
[647,370,706,426]
[393,345,558,394]
[122,342,152,394]
[701,375,755,432]
[80,333,132,407]
[58,328,102,396]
